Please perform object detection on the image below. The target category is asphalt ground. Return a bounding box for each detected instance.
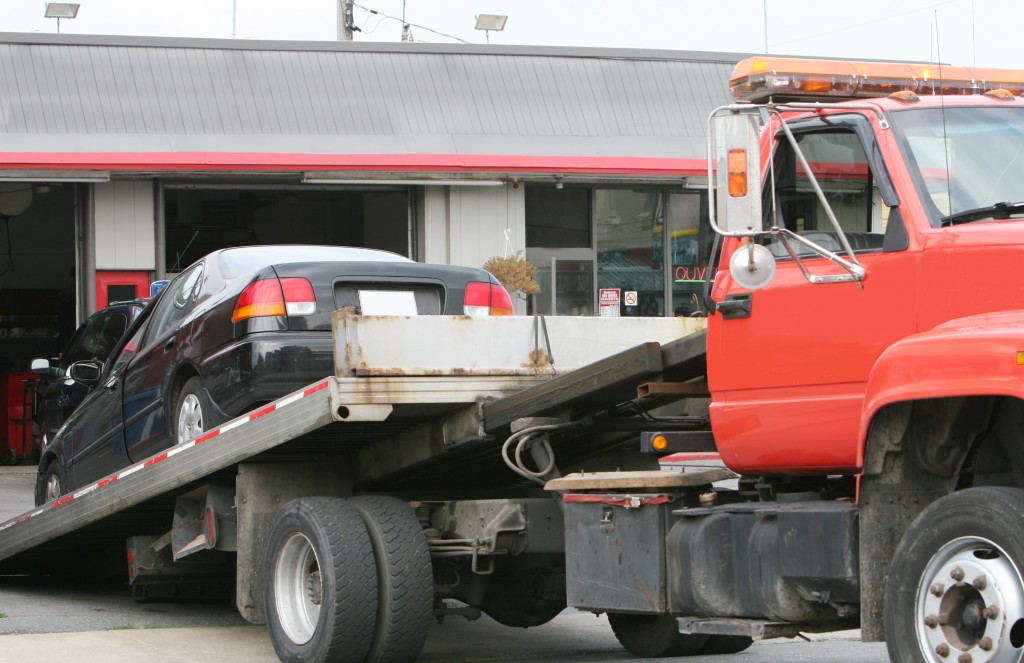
[0,465,890,662]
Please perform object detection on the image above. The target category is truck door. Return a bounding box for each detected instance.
[707,113,917,474]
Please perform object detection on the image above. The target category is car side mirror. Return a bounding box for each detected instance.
[68,360,103,386]
[30,357,59,377]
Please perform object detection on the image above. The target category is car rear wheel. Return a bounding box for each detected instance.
[174,377,206,444]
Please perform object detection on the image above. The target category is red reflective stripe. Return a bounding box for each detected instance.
[660,452,722,463]
[16,515,32,523]
[195,429,220,444]
[127,549,134,563]
[250,404,276,420]
[98,476,118,487]
[562,494,670,506]
[145,453,168,467]
[53,495,74,507]
[304,381,329,396]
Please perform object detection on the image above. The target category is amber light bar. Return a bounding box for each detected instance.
[731,56,1024,103]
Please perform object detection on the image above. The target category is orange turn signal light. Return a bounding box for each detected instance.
[652,434,669,452]
[1017,351,1024,366]
[727,149,748,198]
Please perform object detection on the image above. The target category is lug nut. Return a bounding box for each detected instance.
[951,567,965,582]
[979,637,993,652]
[931,583,946,597]
[924,614,940,628]
[958,653,972,663]
[972,575,987,591]
[936,643,950,658]
[983,604,1001,620]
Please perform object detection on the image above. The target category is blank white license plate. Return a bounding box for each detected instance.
[358,290,418,315]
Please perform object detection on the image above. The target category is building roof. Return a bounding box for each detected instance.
[0,33,742,177]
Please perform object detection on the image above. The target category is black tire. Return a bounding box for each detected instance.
[607,613,710,657]
[34,460,66,506]
[350,496,434,663]
[479,555,566,627]
[699,635,754,655]
[264,497,378,663]
[885,487,1024,663]
[172,376,207,444]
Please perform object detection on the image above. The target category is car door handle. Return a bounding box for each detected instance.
[163,338,175,354]
[716,293,752,320]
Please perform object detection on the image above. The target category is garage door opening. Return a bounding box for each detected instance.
[164,186,411,272]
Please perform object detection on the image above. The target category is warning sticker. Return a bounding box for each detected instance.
[599,288,620,317]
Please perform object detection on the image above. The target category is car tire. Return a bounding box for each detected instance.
[607,613,709,657]
[173,376,207,444]
[885,487,1024,663]
[350,496,433,663]
[34,460,66,506]
[264,497,378,663]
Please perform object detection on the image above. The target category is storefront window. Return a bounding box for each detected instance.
[595,189,664,317]
[668,192,712,316]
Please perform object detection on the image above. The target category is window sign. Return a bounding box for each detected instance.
[599,288,621,317]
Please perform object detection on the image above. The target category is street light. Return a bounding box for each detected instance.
[44,2,80,33]
[474,14,507,44]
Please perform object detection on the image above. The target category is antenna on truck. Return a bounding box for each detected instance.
[934,10,954,217]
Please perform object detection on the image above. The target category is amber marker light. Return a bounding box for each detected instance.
[727,149,748,197]
[652,434,669,452]
[1017,352,1024,366]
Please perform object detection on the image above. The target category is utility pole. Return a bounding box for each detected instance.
[338,0,354,41]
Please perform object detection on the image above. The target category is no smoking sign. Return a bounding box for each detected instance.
[624,291,638,306]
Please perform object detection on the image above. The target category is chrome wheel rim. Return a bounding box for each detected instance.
[274,532,322,645]
[44,473,62,502]
[176,393,203,444]
[916,536,1024,663]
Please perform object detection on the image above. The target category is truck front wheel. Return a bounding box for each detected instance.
[885,487,1024,663]
[264,497,378,663]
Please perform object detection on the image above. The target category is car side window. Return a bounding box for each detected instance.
[111,320,149,374]
[144,263,204,345]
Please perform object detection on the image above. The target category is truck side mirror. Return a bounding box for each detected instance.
[711,109,763,234]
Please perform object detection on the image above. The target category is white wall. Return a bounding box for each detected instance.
[445,184,526,269]
[94,181,155,270]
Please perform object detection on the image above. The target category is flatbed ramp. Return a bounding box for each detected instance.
[0,315,707,575]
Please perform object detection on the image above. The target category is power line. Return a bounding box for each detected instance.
[353,3,470,43]
[769,0,960,50]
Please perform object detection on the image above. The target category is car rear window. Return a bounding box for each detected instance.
[218,245,412,278]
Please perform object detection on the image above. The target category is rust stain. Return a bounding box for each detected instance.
[638,579,659,611]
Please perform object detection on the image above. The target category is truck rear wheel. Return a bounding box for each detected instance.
[885,487,1024,663]
[264,497,377,663]
[350,496,433,663]
[607,613,709,657]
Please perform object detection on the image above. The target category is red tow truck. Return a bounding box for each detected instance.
[3,56,1024,663]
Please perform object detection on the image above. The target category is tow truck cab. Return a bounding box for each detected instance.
[701,56,1024,652]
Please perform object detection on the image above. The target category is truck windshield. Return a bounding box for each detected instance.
[889,107,1024,226]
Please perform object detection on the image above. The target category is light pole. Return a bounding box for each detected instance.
[44,2,80,34]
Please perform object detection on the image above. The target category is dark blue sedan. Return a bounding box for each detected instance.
[35,245,515,504]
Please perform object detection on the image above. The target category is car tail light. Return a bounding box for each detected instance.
[232,277,316,323]
[464,282,514,317]
[280,278,316,316]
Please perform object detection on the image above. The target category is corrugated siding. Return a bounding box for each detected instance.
[0,42,733,148]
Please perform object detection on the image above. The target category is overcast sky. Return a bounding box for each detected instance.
[3,0,1022,69]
